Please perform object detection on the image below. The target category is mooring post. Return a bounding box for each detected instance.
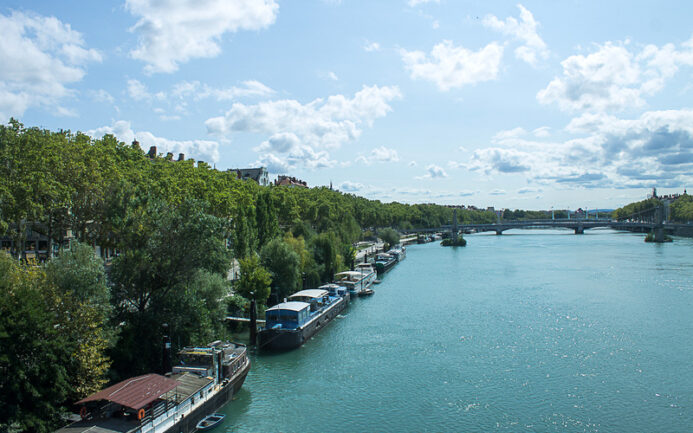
[249,292,257,346]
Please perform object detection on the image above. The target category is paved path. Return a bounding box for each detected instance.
[355,242,382,262]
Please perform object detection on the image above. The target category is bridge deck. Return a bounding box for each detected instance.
[401,219,688,234]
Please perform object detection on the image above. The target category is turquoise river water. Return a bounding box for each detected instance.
[221,229,693,432]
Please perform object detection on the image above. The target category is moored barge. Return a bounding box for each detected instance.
[55,341,250,433]
[258,288,348,351]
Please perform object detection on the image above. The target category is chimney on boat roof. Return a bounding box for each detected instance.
[147,146,157,158]
[178,153,185,161]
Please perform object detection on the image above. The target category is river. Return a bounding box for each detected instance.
[222,229,693,432]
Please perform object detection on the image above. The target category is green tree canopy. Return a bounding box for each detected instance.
[379,227,400,250]
[235,255,272,305]
[0,253,71,433]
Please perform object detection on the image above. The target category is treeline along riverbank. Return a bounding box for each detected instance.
[0,120,496,433]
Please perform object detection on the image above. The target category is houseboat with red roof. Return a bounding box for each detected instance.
[55,341,250,433]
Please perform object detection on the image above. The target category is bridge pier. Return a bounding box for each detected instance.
[495,229,503,235]
[574,225,584,235]
[653,206,665,242]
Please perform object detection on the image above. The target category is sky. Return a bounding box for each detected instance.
[2,0,693,210]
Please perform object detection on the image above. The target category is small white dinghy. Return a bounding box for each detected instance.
[196,413,225,431]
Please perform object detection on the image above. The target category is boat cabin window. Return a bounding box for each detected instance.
[178,353,213,367]
[266,307,309,327]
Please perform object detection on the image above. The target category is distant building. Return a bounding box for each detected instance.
[275,175,308,188]
[230,167,269,186]
[144,144,185,162]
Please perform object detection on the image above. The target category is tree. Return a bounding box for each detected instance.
[109,197,231,378]
[231,201,257,259]
[260,238,301,303]
[44,242,112,400]
[0,253,72,433]
[379,227,400,250]
[235,255,272,305]
[256,189,279,247]
[310,232,339,283]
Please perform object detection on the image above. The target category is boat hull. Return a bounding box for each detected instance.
[258,296,347,352]
[165,358,250,433]
[375,259,396,274]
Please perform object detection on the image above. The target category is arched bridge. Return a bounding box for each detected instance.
[403,219,679,236]
[452,219,654,235]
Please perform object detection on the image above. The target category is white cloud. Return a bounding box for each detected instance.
[357,146,400,164]
[126,0,279,74]
[87,120,220,163]
[126,79,167,102]
[537,38,693,112]
[206,85,401,170]
[537,43,642,112]
[408,160,417,167]
[469,147,532,174]
[408,0,439,6]
[171,80,274,101]
[532,126,551,137]
[326,71,339,81]
[0,11,101,121]
[489,189,506,195]
[417,164,448,179]
[401,40,504,91]
[127,79,150,101]
[493,127,526,141]
[339,181,363,192]
[364,41,381,52]
[517,186,542,194]
[483,4,549,66]
[372,146,400,162]
[253,132,336,171]
[88,89,115,104]
[470,108,693,189]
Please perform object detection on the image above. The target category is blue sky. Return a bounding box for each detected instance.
[2,0,693,210]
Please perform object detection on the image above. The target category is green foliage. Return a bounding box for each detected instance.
[256,189,279,247]
[553,210,569,219]
[44,242,112,400]
[108,198,231,379]
[644,232,673,242]
[670,194,693,222]
[612,198,661,220]
[226,294,250,318]
[379,227,400,250]
[501,209,559,220]
[310,232,340,283]
[45,242,110,314]
[235,255,272,304]
[260,238,301,303]
[0,253,71,433]
[441,236,467,247]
